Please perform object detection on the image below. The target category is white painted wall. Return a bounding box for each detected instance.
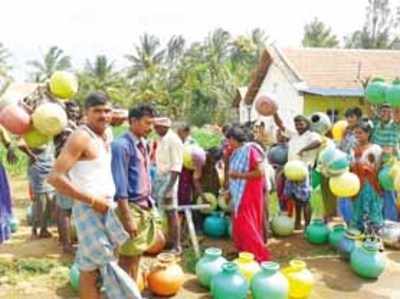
[239,63,303,140]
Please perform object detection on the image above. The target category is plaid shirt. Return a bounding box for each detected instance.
[371,118,400,148]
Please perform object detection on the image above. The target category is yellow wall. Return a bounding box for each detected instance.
[304,95,367,118]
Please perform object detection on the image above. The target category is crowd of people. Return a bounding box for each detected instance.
[0,87,400,298]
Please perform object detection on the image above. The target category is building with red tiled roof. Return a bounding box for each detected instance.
[234,46,400,126]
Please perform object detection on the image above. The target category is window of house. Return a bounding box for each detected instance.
[326,109,339,123]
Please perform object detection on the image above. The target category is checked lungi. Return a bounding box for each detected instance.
[73,202,142,299]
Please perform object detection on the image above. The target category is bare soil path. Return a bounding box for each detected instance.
[0,176,399,298]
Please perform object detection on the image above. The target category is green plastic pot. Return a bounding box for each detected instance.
[317,146,336,167]
[211,262,249,299]
[305,219,330,245]
[9,215,19,233]
[328,224,346,249]
[203,212,228,238]
[69,264,80,291]
[350,239,386,279]
[338,228,363,260]
[319,148,350,177]
[386,79,400,107]
[271,213,295,237]
[251,262,289,299]
[311,170,322,189]
[379,165,395,191]
[365,78,388,104]
[195,247,227,289]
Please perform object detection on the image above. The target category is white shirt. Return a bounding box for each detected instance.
[287,130,322,167]
[69,126,116,203]
[351,144,382,165]
[155,129,184,175]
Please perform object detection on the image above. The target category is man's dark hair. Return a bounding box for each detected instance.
[207,147,223,162]
[128,104,156,120]
[380,103,392,110]
[294,115,311,130]
[226,126,248,143]
[354,121,373,139]
[344,107,362,119]
[222,124,231,136]
[177,122,191,132]
[84,92,109,109]
[64,101,81,123]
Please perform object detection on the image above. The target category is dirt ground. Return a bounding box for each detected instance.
[0,176,399,299]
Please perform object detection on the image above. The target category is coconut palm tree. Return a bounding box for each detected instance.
[125,34,165,78]
[84,55,116,83]
[165,35,186,67]
[27,46,72,82]
[205,28,231,70]
[76,55,133,106]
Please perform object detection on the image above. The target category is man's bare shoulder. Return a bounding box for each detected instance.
[65,128,92,151]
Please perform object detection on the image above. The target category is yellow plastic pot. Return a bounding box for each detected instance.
[49,71,78,99]
[332,120,347,142]
[284,160,309,182]
[329,172,360,198]
[233,252,260,283]
[282,260,314,299]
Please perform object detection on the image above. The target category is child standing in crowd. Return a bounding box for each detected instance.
[18,82,58,239]
[273,113,322,229]
[339,108,362,154]
[19,142,55,239]
[310,113,336,222]
[268,129,290,212]
[337,107,363,224]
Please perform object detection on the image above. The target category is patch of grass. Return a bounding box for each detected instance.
[0,258,67,286]
[15,258,59,274]
[49,266,70,285]
[0,147,28,176]
[0,259,13,277]
[182,248,199,274]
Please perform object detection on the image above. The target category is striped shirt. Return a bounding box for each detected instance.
[371,118,399,148]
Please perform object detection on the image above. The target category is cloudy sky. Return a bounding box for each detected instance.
[0,0,394,80]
